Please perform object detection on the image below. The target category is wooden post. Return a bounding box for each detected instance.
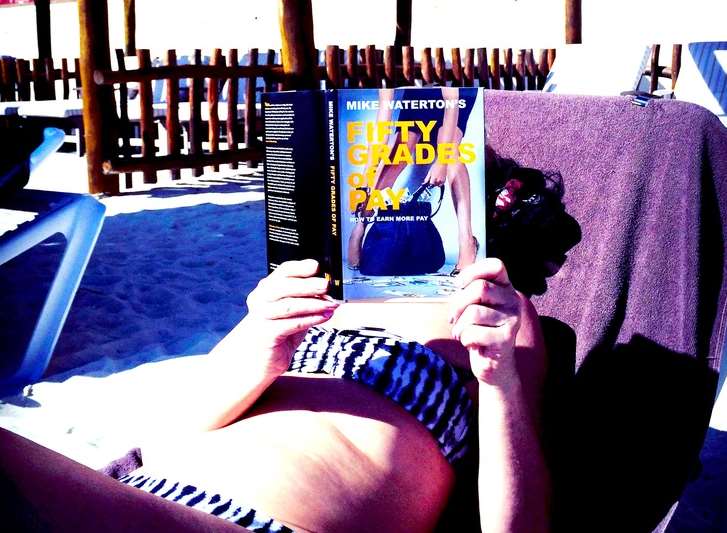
[166,49,181,179]
[346,45,359,88]
[78,0,118,194]
[451,48,463,87]
[278,0,317,89]
[434,47,446,86]
[476,48,489,89]
[421,48,434,85]
[463,49,474,87]
[61,58,70,99]
[365,45,378,88]
[189,49,203,177]
[208,48,222,172]
[383,46,396,88]
[326,45,342,88]
[114,49,133,187]
[671,44,682,90]
[565,0,582,44]
[244,48,259,166]
[394,0,412,64]
[124,0,136,56]
[35,0,52,60]
[227,49,239,168]
[137,49,156,183]
[649,44,661,94]
[402,46,414,86]
[490,48,500,90]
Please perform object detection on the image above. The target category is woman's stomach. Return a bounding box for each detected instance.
[140,374,455,532]
[327,301,471,370]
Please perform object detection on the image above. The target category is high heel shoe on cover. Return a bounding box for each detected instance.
[450,236,479,277]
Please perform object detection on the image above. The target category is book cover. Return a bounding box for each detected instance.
[262,87,487,301]
[336,87,487,300]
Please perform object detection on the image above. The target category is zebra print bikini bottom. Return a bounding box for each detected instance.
[119,326,474,531]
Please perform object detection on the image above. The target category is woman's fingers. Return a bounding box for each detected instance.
[257,276,329,302]
[454,318,519,352]
[264,311,336,345]
[450,304,513,339]
[455,257,511,289]
[269,259,320,279]
[261,296,338,320]
[247,260,330,308]
[448,278,517,325]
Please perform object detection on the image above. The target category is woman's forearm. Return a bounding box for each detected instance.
[144,319,284,434]
[477,379,550,533]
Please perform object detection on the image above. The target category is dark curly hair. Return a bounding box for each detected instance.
[485,147,580,296]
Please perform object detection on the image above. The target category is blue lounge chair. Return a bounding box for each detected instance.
[0,126,106,396]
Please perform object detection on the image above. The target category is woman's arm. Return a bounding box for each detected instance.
[449,259,550,533]
[425,87,461,186]
[151,260,338,432]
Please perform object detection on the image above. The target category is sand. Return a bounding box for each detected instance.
[0,152,268,466]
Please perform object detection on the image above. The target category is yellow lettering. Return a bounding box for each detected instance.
[375,121,395,143]
[347,122,363,143]
[348,144,368,165]
[437,143,457,164]
[416,120,437,142]
[366,189,388,210]
[371,144,391,165]
[386,188,406,210]
[397,120,415,142]
[364,166,377,188]
[349,189,367,211]
[391,143,414,165]
[458,142,476,164]
[347,172,367,188]
[415,143,435,164]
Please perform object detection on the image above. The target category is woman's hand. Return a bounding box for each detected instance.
[242,259,339,376]
[448,258,522,388]
[424,162,448,186]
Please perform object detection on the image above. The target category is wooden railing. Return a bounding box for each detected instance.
[92,45,555,194]
[0,56,81,102]
[645,44,682,93]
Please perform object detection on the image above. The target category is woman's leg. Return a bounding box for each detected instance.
[347,131,421,268]
[0,428,251,533]
[447,129,477,272]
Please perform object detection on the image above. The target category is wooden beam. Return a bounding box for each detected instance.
[103,148,264,175]
[123,0,136,56]
[394,0,412,63]
[78,0,118,195]
[278,0,317,89]
[565,0,582,44]
[94,64,284,85]
[35,0,52,60]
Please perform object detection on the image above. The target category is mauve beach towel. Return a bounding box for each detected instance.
[484,91,727,532]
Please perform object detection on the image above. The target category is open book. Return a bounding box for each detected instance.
[263,87,487,301]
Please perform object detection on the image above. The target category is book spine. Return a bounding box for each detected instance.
[323,90,344,300]
[262,91,328,275]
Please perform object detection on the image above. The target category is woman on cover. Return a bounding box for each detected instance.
[0,153,569,533]
[347,87,480,276]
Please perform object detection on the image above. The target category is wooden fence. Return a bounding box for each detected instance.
[0,56,81,102]
[91,45,555,194]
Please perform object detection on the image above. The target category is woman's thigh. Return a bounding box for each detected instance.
[0,428,251,533]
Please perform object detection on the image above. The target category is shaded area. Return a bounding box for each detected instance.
[550,335,717,533]
[667,428,727,533]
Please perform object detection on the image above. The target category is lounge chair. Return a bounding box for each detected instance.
[0,125,106,396]
[483,90,727,532]
[673,41,727,126]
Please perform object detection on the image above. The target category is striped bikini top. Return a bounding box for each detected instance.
[288,326,474,464]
